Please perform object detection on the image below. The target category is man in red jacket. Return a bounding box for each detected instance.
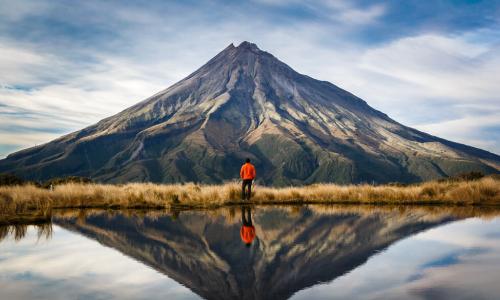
[240,158,256,200]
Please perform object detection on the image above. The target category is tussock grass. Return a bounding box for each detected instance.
[252,176,500,206]
[0,223,52,242]
[0,177,499,219]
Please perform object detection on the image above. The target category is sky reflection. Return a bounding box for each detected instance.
[0,226,199,300]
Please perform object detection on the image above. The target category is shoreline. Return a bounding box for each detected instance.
[1,176,499,224]
[2,202,500,227]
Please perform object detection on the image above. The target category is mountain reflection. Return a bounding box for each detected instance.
[38,206,481,300]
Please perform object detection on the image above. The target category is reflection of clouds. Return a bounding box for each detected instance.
[406,248,500,300]
[403,252,500,299]
[416,217,500,248]
[0,226,199,300]
[291,217,500,300]
[420,247,488,269]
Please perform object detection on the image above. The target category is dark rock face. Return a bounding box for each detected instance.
[55,207,456,300]
[1,41,498,184]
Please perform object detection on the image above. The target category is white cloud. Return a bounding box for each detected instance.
[321,1,386,25]
[359,34,497,102]
[253,0,386,26]
[0,42,55,86]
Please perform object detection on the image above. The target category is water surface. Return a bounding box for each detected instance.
[1,206,499,300]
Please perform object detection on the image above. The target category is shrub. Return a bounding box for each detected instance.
[0,173,25,186]
[42,176,93,189]
[440,171,485,182]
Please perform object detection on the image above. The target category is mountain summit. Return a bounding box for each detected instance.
[1,41,499,184]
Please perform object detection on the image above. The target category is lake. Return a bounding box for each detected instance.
[1,206,499,300]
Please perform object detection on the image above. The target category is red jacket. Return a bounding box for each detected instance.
[240,225,256,244]
[240,163,256,180]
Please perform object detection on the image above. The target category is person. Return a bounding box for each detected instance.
[240,158,256,200]
[240,207,256,247]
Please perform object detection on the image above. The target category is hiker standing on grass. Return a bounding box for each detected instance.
[240,158,256,200]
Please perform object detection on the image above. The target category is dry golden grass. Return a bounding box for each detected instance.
[0,177,499,220]
[252,176,500,205]
[0,223,52,242]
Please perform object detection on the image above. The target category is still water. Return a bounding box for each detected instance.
[1,206,499,300]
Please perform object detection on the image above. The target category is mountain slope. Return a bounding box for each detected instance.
[1,41,499,184]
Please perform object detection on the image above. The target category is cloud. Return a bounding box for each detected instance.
[359,34,497,102]
[254,0,387,26]
[0,0,49,22]
[320,1,386,25]
[0,42,55,86]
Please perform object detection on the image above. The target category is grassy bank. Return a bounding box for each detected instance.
[0,176,499,219]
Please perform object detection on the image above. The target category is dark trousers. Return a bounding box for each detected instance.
[241,179,253,200]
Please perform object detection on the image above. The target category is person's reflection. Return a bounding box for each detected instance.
[240,207,256,247]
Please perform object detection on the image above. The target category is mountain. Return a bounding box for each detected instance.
[55,207,456,300]
[1,41,499,185]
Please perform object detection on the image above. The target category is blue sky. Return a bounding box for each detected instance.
[1,0,499,157]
